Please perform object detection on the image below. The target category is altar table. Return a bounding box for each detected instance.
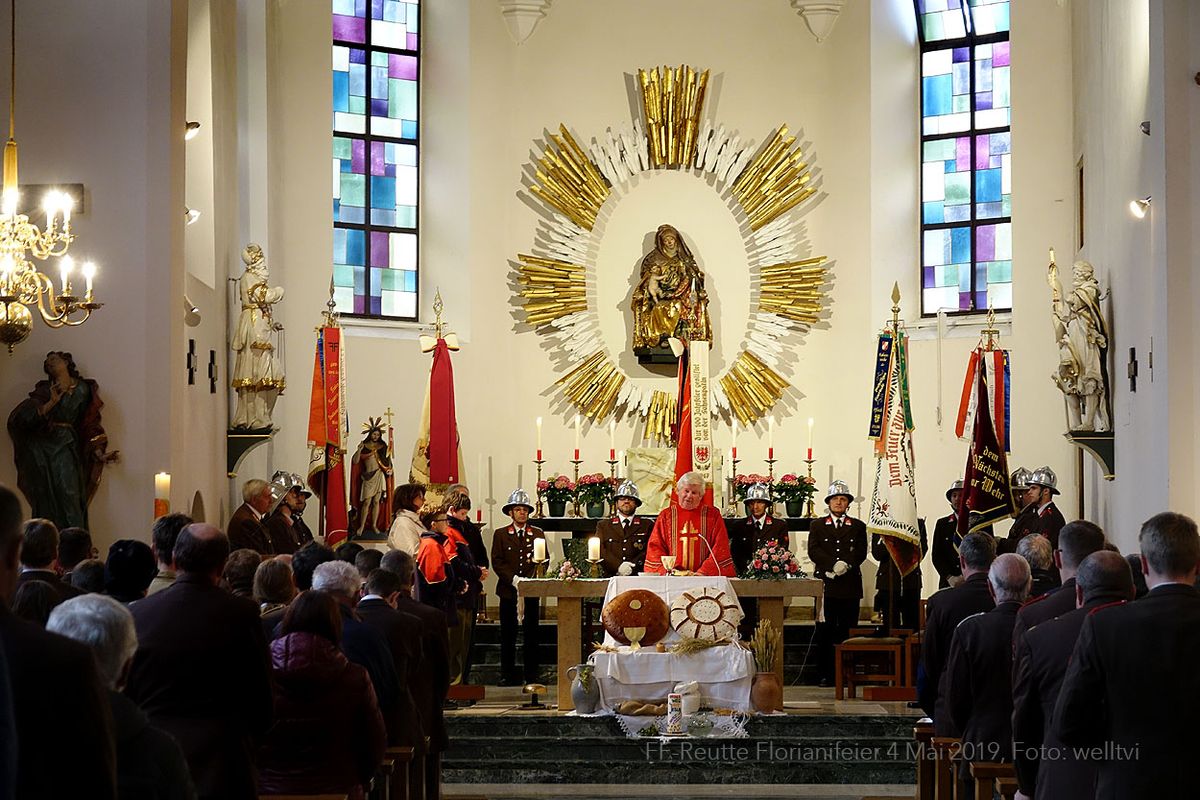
[516,576,823,710]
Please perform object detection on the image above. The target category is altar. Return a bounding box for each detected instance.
[516,576,823,711]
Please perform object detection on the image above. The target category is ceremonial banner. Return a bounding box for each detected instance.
[957,367,1018,537]
[955,347,1011,451]
[410,337,462,489]
[671,340,715,504]
[306,326,349,544]
[866,330,922,578]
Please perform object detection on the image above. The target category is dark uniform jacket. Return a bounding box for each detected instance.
[1055,584,1200,799]
[126,574,273,800]
[356,597,426,750]
[945,600,1023,771]
[918,572,995,724]
[807,515,868,600]
[871,519,927,594]
[264,510,302,555]
[15,567,83,603]
[292,514,315,547]
[596,515,654,576]
[490,524,545,601]
[1006,502,1066,551]
[227,504,274,555]
[394,594,450,753]
[1013,577,1076,646]
[108,689,194,800]
[729,514,790,574]
[931,513,962,588]
[1012,594,1126,800]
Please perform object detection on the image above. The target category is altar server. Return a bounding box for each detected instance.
[596,480,654,576]
[490,489,545,686]
[808,481,867,686]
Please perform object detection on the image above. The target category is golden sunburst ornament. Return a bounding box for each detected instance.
[513,65,829,437]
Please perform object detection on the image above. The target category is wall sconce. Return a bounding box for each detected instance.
[185,121,202,141]
[1128,196,1151,219]
[1139,120,1151,136]
[183,295,201,327]
[184,207,201,225]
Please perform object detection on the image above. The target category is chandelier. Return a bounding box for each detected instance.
[0,0,100,353]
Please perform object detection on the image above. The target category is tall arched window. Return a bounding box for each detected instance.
[916,0,1011,316]
[332,0,420,319]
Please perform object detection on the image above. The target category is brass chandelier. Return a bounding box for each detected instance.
[0,0,100,353]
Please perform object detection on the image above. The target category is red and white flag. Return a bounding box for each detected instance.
[306,325,349,545]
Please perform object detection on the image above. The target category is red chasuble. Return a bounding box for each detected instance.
[644,503,735,576]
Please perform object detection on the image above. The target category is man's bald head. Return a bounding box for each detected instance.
[173,523,230,579]
[1076,550,1135,605]
[989,552,1032,603]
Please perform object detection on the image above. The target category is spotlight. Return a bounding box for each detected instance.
[1128,196,1151,219]
[184,207,201,225]
[185,121,201,141]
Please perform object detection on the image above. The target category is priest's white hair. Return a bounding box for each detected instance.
[676,471,707,490]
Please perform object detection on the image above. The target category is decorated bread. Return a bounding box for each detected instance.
[670,587,743,640]
[602,589,671,646]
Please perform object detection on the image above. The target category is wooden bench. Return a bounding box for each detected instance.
[930,736,960,800]
[969,761,1017,800]
[368,754,395,800]
[259,795,348,800]
[386,745,415,800]
[834,637,904,700]
[914,720,935,800]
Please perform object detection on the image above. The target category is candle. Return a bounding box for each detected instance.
[618,450,625,469]
[535,416,542,461]
[59,256,73,294]
[608,419,615,460]
[732,418,738,461]
[154,472,171,500]
[768,416,775,460]
[574,414,581,460]
[62,194,72,225]
[1049,247,1055,264]
[588,536,600,561]
[807,417,814,460]
[533,537,547,562]
[476,508,482,523]
[82,262,96,300]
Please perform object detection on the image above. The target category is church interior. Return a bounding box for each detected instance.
[1,0,1199,798]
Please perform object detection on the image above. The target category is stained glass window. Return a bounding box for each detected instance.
[332,0,419,319]
[916,0,1011,315]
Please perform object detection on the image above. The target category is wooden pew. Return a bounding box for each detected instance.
[914,720,935,800]
[969,761,1017,800]
[368,754,395,800]
[259,795,348,800]
[386,745,415,800]
[930,737,960,800]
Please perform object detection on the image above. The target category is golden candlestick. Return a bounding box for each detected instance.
[606,459,619,514]
[804,458,816,517]
[765,457,777,483]
[730,456,741,517]
[533,458,546,518]
[570,459,583,517]
[587,558,603,579]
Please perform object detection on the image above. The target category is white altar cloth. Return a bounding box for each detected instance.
[591,575,754,711]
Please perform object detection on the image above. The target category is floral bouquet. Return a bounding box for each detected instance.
[555,559,582,582]
[742,540,806,580]
[577,473,614,506]
[537,474,576,503]
[733,473,772,502]
[773,473,817,504]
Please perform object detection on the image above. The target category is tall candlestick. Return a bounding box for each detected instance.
[588,536,600,561]
[536,417,543,461]
[807,417,814,460]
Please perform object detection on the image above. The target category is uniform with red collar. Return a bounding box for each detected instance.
[489,492,545,685]
[808,483,868,685]
[595,512,654,576]
[729,512,790,574]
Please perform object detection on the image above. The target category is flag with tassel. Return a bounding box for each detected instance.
[410,292,463,500]
[306,317,350,545]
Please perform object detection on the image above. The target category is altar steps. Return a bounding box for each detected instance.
[443,714,916,785]
[468,621,822,686]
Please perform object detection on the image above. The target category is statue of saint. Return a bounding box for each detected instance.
[231,243,285,430]
[350,418,392,534]
[632,224,712,357]
[1048,259,1110,432]
[7,351,119,529]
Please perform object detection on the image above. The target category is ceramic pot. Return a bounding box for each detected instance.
[568,663,600,714]
[785,500,804,518]
[751,671,783,713]
[548,499,568,517]
[586,501,606,518]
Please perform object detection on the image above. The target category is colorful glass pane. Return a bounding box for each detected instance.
[369,51,418,140]
[974,42,1011,129]
[922,48,972,135]
[333,0,366,44]
[968,0,1011,35]
[372,0,419,51]
[917,0,967,42]
[922,137,972,224]
[973,132,1011,218]
[333,46,367,134]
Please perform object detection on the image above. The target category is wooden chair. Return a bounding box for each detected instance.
[919,598,928,632]
[834,637,904,700]
[904,631,922,687]
[930,737,960,800]
[368,755,395,800]
[914,720,935,800]
[996,775,1019,800]
[969,761,1016,800]
[386,745,415,800]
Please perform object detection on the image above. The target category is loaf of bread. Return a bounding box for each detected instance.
[601,589,671,646]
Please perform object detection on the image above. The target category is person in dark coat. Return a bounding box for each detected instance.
[871,519,927,631]
[47,593,195,800]
[490,490,545,685]
[57,526,96,583]
[1017,534,1060,598]
[12,578,61,625]
[382,549,451,800]
[357,568,427,751]
[931,481,964,588]
[944,553,1031,796]
[263,473,312,555]
[15,517,82,602]
[105,539,159,603]
[448,494,489,685]
[1003,466,1066,554]
[918,531,996,728]
[807,481,868,686]
[125,524,273,800]
[226,479,274,555]
[445,498,483,688]
[257,590,385,800]
[0,485,117,799]
[1012,520,1106,645]
[729,483,790,574]
[595,480,654,576]
[1055,512,1200,799]
[291,541,337,592]
[1012,551,1133,800]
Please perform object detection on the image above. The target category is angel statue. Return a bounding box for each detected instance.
[632,224,712,360]
[231,243,285,431]
[1048,258,1111,432]
[350,417,393,534]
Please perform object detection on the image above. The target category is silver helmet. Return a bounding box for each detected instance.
[1027,466,1059,495]
[614,479,642,507]
[266,476,291,514]
[1010,467,1032,491]
[825,480,853,504]
[743,482,772,509]
[945,479,964,502]
[502,488,535,515]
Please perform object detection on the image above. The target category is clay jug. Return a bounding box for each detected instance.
[568,663,601,714]
[751,671,783,713]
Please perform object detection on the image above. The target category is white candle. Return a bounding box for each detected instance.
[588,536,600,561]
[807,417,814,460]
[533,537,547,562]
[608,418,616,460]
[59,256,73,294]
[574,414,581,457]
[82,262,96,300]
[618,450,625,469]
[732,418,738,460]
[62,194,72,225]
[535,416,543,460]
[476,453,483,488]
[768,416,775,460]
[154,472,171,501]
[1049,247,1055,264]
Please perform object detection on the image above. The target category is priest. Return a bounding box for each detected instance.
[644,472,735,576]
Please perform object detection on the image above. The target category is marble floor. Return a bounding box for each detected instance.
[443,785,912,799]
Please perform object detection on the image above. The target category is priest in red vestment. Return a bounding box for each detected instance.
[644,472,735,576]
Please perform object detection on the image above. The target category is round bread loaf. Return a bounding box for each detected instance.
[669,587,743,640]
[601,588,671,646]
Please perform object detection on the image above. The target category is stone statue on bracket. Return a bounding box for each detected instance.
[1048,258,1111,432]
[231,243,285,431]
[7,351,120,529]
[632,224,712,363]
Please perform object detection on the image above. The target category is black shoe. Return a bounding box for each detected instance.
[817,678,831,688]
[498,676,521,687]
[443,699,461,710]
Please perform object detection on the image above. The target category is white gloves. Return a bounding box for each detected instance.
[833,560,849,576]
[618,561,635,576]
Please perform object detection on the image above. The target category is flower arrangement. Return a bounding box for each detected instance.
[576,472,614,506]
[733,473,772,501]
[537,474,576,503]
[555,559,582,582]
[742,539,805,580]
[773,473,817,504]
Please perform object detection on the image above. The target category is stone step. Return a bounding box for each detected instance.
[446,715,914,739]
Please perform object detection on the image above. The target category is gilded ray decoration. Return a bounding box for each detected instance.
[512,66,829,435]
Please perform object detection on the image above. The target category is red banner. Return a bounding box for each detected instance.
[306,327,349,544]
[427,338,460,483]
[957,367,1017,538]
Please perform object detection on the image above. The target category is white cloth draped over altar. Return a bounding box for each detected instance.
[591,575,756,712]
